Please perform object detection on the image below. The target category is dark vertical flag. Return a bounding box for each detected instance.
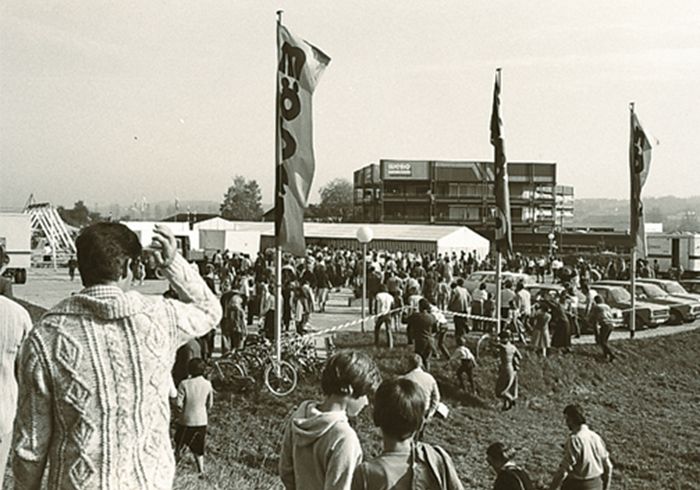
[276,22,330,256]
[629,104,652,258]
[490,68,512,255]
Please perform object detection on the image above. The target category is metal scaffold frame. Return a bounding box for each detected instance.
[23,198,77,269]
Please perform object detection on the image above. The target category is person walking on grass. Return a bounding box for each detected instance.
[486,442,535,490]
[175,358,213,479]
[351,378,464,490]
[548,404,613,490]
[374,284,395,349]
[587,296,616,362]
[401,354,440,424]
[451,335,477,394]
[13,223,222,489]
[550,293,572,354]
[495,331,522,411]
[531,302,552,357]
[279,351,381,490]
[406,299,438,371]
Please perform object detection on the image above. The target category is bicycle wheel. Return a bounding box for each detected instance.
[264,360,298,397]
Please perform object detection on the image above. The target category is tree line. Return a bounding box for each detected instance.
[57,177,355,227]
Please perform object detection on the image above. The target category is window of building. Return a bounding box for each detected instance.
[384,182,404,196]
[447,205,480,221]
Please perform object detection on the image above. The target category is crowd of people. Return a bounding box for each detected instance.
[0,226,630,489]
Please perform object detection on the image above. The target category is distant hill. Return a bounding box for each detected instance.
[574,196,700,232]
[97,200,221,221]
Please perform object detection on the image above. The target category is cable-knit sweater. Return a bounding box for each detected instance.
[13,255,222,490]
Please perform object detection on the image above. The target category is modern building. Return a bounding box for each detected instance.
[353,160,574,234]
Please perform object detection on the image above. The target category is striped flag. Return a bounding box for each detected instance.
[490,69,512,255]
[629,105,652,258]
[276,23,330,256]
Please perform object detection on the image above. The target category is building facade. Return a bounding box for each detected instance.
[353,159,574,234]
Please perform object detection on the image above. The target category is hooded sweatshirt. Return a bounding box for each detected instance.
[279,400,363,490]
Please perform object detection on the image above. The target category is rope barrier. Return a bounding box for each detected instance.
[286,292,699,341]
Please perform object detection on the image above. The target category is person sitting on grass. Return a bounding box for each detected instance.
[451,335,477,394]
[351,377,464,490]
[486,442,535,490]
[279,351,382,490]
[175,358,214,479]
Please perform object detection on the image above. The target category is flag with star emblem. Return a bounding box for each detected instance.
[629,106,652,258]
[490,69,512,255]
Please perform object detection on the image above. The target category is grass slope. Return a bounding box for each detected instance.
[178,330,700,490]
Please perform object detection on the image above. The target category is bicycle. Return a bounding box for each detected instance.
[206,352,255,392]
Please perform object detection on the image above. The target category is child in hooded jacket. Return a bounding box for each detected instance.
[279,351,381,490]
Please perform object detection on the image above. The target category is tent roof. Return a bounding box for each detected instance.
[262,222,485,243]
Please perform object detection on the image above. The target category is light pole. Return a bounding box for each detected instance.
[356,226,374,333]
[547,232,555,257]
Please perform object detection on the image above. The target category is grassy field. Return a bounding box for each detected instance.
[173,329,700,490]
[8,299,699,489]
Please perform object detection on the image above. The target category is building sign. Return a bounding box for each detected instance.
[381,160,429,180]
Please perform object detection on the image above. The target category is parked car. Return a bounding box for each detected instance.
[638,278,700,317]
[525,283,624,333]
[463,271,536,295]
[597,280,698,324]
[589,284,670,329]
[679,279,700,295]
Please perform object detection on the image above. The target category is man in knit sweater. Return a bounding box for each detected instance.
[13,223,222,490]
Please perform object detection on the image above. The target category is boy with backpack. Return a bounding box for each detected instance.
[279,351,382,490]
[351,377,464,490]
[486,442,535,490]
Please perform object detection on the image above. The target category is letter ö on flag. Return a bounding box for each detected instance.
[276,24,330,256]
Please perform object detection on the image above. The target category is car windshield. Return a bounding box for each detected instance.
[639,284,668,298]
[610,287,631,303]
[664,282,688,295]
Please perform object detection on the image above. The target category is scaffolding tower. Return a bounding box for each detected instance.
[24,198,77,269]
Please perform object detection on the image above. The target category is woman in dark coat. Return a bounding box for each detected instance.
[549,293,572,353]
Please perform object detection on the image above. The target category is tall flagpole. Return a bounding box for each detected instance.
[629,101,636,339]
[495,249,502,335]
[274,10,284,371]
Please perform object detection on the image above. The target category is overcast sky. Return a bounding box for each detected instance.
[2,0,699,211]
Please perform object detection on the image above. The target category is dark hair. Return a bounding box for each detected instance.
[486,442,514,462]
[373,378,426,441]
[479,283,487,290]
[321,351,381,398]
[188,358,206,377]
[418,298,431,312]
[456,278,465,287]
[563,404,587,426]
[504,280,513,289]
[76,222,142,287]
[594,295,603,304]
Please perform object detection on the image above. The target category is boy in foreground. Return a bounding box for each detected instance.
[351,378,464,490]
[279,351,381,490]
